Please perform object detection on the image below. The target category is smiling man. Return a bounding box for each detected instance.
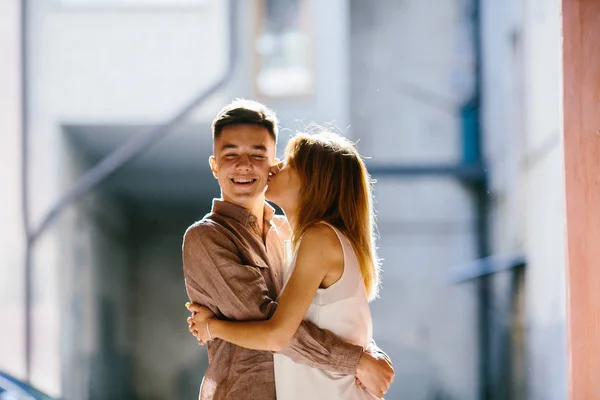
[182,99,394,400]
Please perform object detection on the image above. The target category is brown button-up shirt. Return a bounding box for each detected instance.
[183,199,363,400]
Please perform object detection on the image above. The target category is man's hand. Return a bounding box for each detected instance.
[355,349,395,398]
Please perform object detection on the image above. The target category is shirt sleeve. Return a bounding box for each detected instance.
[182,222,362,374]
[182,222,277,320]
[278,322,362,375]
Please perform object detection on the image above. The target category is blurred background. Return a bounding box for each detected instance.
[0,0,566,399]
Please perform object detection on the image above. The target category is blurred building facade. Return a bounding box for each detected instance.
[0,0,566,399]
[481,0,566,399]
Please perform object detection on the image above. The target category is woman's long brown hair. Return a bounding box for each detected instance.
[285,128,380,300]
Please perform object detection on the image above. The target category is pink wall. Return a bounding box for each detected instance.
[562,0,600,398]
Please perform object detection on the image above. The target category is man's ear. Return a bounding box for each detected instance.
[209,156,218,179]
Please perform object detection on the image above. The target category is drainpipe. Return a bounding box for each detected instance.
[367,0,490,397]
[462,0,492,398]
[21,0,239,380]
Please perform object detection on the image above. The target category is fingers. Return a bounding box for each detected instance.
[380,372,393,397]
[186,302,202,313]
[187,316,199,339]
[190,310,206,325]
[375,383,388,398]
[387,365,395,384]
[186,304,204,343]
[269,162,284,175]
[188,324,198,338]
[187,317,197,332]
[355,378,366,390]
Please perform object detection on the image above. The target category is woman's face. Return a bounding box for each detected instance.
[265,159,302,214]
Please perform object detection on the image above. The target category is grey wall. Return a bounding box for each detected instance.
[11,0,569,398]
[480,0,527,398]
[521,0,566,399]
[129,207,211,400]
[0,0,27,381]
[60,181,212,400]
[481,0,567,399]
[59,142,135,400]
[350,0,478,398]
[20,0,228,393]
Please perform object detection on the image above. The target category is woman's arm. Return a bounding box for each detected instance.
[192,224,343,351]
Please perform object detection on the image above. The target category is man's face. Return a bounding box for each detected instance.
[209,124,276,207]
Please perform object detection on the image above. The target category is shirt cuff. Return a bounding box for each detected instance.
[335,344,363,375]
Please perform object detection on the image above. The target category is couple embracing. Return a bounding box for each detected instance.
[183,99,395,400]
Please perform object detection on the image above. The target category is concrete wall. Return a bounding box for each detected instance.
[0,0,26,381]
[129,210,211,400]
[56,121,213,400]
[55,131,134,400]
[350,0,478,398]
[17,0,226,395]
[521,0,566,399]
[481,0,567,399]
[7,0,569,398]
[15,0,355,397]
[254,0,352,142]
[29,0,228,123]
[481,0,526,255]
[61,193,134,400]
[480,0,527,398]
[27,0,353,153]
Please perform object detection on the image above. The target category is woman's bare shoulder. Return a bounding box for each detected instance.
[299,223,343,262]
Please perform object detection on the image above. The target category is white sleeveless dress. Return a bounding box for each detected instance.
[274,223,380,399]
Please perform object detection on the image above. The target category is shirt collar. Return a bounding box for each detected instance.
[212,199,275,228]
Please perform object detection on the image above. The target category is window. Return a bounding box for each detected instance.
[254,0,314,98]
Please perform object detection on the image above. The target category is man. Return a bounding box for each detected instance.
[183,99,394,399]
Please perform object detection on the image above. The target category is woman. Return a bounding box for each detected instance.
[189,129,387,399]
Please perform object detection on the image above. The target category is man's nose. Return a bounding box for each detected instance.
[235,155,252,170]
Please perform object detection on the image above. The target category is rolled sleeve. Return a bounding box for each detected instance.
[278,322,362,375]
[182,220,362,375]
[183,223,278,321]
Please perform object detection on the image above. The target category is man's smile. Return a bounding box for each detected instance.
[231,177,258,186]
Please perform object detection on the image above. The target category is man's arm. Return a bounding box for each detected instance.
[183,223,362,374]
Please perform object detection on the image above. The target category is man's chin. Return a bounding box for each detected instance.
[264,191,280,206]
[226,187,267,201]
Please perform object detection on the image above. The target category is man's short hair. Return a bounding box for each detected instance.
[212,99,278,142]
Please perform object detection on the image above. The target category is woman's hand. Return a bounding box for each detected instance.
[187,303,216,343]
[267,160,283,182]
